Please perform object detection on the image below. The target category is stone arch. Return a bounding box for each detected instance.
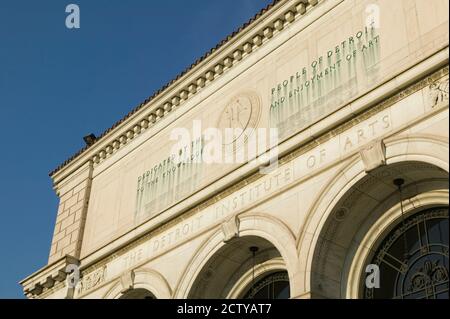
[173,213,299,299]
[297,134,449,298]
[384,134,448,171]
[346,191,449,298]
[103,268,172,299]
[226,257,286,299]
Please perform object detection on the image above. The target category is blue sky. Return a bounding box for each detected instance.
[0,0,273,298]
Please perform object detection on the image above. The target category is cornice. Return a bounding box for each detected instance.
[50,0,322,183]
[19,255,79,298]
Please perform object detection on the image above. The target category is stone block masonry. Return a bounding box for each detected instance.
[48,162,93,263]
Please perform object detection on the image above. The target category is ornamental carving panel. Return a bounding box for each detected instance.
[76,266,107,295]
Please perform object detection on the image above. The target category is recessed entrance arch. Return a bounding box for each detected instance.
[363,206,448,299]
[302,158,448,299]
[102,268,172,299]
[174,214,299,299]
[188,235,290,299]
[119,288,156,299]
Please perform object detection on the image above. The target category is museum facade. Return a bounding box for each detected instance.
[21,0,449,299]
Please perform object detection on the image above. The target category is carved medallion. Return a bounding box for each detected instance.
[217,91,261,149]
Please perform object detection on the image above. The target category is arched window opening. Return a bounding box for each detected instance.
[243,271,290,299]
[364,207,449,299]
[120,288,156,299]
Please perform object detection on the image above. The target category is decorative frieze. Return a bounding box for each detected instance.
[428,76,449,108]
[76,265,107,296]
